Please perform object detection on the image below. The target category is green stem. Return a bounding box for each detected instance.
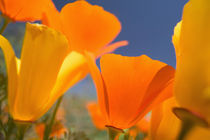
[0,18,10,34]
[177,120,194,140]
[16,122,30,140]
[43,96,63,140]
[107,126,123,140]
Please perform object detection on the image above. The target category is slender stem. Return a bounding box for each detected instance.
[108,128,117,140]
[107,126,123,140]
[0,18,10,34]
[177,120,194,140]
[16,122,30,140]
[43,96,63,140]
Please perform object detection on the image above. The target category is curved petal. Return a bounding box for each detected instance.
[172,21,182,60]
[149,98,181,140]
[0,35,18,115]
[42,1,62,32]
[100,54,168,129]
[13,23,69,121]
[174,0,210,118]
[84,51,110,122]
[128,65,175,126]
[53,0,121,54]
[39,51,89,117]
[2,0,54,21]
[186,126,210,140]
[95,41,129,58]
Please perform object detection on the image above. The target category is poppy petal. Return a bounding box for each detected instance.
[42,51,89,114]
[2,0,54,21]
[13,23,68,121]
[59,1,121,53]
[0,35,19,115]
[85,51,110,121]
[100,54,168,129]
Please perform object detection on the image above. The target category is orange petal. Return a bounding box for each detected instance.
[100,54,172,129]
[84,52,109,122]
[95,41,129,58]
[86,102,106,130]
[130,65,175,123]
[45,0,121,54]
[2,0,55,21]
[42,1,62,32]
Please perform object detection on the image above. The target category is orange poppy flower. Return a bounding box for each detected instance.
[87,101,150,133]
[0,0,55,21]
[85,53,175,129]
[42,0,128,56]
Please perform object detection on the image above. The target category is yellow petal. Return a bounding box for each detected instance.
[149,98,181,140]
[41,51,89,115]
[0,35,18,115]
[174,0,210,118]
[185,126,210,140]
[13,23,69,121]
[172,21,182,60]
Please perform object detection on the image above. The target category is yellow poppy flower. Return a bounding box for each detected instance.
[149,98,210,140]
[172,0,210,118]
[0,23,87,121]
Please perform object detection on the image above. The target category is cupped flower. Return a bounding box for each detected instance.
[87,101,150,133]
[85,53,175,129]
[42,0,128,57]
[172,0,210,118]
[0,23,87,121]
[0,0,55,21]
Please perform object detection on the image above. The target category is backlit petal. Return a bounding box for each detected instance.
[13,23,68,121]
[1,0,54,21]
[41,51,89,115]
[85,52,109,121]
[100,54,172,129]
[95,41,129,58]
[45,0,121,54]
[172,21,182,60]
[149,98,181,140]
[174,0,210,118]
[0,35,18,115]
